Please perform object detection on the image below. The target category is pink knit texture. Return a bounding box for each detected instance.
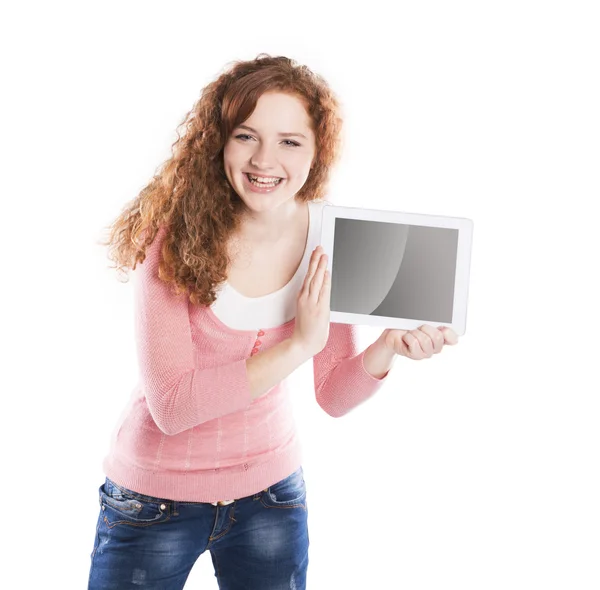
[103,225,390,502]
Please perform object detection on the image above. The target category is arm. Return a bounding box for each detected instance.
[134,226,307,435]
[312,322,394,418]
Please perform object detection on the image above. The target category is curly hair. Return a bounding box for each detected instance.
[99,53,344,307]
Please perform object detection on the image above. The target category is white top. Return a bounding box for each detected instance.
[210,199,330,331]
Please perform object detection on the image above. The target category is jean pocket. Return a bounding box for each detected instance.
[98,479,171,528]
[261,467,307,509]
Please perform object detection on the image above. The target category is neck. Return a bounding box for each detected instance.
[238,199,304,243]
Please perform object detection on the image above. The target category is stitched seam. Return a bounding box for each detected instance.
[184,427,194,473]
[153,432,165,471]
[90,504,103,562]
[212,549,223,583]
[107,481,171,506]
[208,504,236,541]
[102,496,168,519]
[260,495,306,510]
[103,513,172,529]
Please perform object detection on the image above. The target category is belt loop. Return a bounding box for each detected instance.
[172,501,179,516]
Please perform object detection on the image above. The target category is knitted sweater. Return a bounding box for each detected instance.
[102,201,391,502]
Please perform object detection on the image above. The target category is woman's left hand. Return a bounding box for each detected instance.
[380,325,459,360]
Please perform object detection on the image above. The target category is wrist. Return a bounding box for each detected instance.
[286,337,313,365]
[363,336,396,379]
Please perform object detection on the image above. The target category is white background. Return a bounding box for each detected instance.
[2,1,599,588]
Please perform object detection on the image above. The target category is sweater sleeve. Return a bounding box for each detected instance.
[133,225,252,435]
[312,322,391,418]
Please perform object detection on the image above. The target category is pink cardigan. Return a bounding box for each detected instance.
[103,225,391,502]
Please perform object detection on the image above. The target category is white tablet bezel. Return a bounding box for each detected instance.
[320,204,473,336]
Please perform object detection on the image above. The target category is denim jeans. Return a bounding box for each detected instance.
[88,467,309,589]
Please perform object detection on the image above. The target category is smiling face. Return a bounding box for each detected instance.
[223,91,317,215]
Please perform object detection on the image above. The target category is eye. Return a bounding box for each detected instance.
[234,134,300,148]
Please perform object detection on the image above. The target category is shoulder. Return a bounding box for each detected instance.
[133,224,170,274]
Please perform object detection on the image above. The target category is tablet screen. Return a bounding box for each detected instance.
[330,219,459,323]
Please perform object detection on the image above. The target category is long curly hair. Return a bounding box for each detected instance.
[99,53,344,307]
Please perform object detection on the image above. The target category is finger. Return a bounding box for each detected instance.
[411,328,435,358]
[300,246,323,296]
[419,324,444,354]
[394,341,411,356]
[317,267,331,306]
[383,329,406,353]
[388,331,410,356]
[402,332,425,360]
[439,327,459,345]
[309,253,327,300]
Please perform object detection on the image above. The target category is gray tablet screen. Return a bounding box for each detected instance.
[331,219,458,323]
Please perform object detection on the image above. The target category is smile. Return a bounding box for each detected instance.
[245,173,283,187]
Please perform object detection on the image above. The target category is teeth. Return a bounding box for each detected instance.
[248,174,280,183]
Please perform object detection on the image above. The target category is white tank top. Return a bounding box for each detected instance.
[210,199,330,331]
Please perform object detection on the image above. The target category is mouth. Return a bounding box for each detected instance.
[244,172,283,188]
[244,173,284,188]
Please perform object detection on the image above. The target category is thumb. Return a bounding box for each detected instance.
[380,328,408,346]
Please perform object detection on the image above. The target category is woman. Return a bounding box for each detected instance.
[88,53,457,590]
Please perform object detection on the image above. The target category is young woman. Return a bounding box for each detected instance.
[88,53,458,590]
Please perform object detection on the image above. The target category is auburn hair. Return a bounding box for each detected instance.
[99,53,344,306]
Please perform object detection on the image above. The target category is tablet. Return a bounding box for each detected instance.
[320,204,473,336]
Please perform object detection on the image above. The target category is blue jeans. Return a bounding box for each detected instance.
[88,467,309,589]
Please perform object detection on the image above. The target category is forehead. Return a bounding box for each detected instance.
[242,92,313,133]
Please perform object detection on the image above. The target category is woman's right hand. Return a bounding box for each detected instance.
[291,245,331,359]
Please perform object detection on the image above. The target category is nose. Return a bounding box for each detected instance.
[250,142,277,170]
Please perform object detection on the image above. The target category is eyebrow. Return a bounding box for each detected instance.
[235,124,308,140]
